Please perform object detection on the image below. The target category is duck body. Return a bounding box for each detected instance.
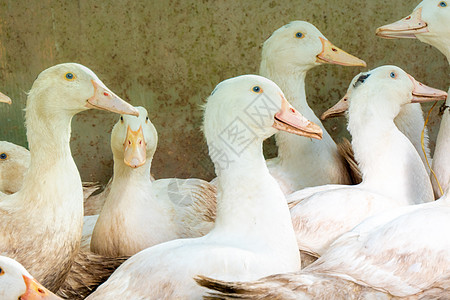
[87,75,325,299]
[90,107,216,257]
[303,198,450,297]
[91,166,180,256]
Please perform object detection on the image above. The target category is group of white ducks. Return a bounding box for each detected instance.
[0,0,449,299]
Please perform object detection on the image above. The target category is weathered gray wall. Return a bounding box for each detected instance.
[0,0,448,183]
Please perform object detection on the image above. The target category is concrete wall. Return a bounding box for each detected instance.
[0,0,448,183]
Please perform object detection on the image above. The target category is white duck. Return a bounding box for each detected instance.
[86,75,322,299]
[262,21,366,193]
[289,66,444,256]
[262,21,431,195]
[376,0,450,199]
[0,255,61,300]
[87,106,216,256]
[0,63,138,292]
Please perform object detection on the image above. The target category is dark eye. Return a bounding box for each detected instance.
[65,72,75,80]
[295,32,304,39]
[439,1,447,7]
[0,153,7,160]
[0,267,3,275]
[252,86,262,93]
[146,116,149,122]
[120,116,124,122]
[390,72,396,78]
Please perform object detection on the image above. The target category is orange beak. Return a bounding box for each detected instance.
[123,125,147,168]
[86,80,139,116]
[273,94,323,140]
[21,275,62,299]
[321,95,349,120]
[408,74,448,103]
[376,8,429,39]
[0,91,12,104]
[316,37,367,67]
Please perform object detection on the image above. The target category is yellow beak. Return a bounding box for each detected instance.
[0,91,12,104]
[21,275,62,299]
[316,37,367,67]
[123,125,147,168]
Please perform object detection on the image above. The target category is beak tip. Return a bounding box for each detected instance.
[129,108,140,117]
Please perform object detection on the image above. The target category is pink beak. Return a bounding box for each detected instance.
[376,8,429,39]
[0,91,12,104]
[273,94,323,140]
[407,74,447,103]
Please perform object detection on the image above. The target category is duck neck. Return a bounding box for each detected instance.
[262,68,340,185]
[426,43,450,198]
[349,99,433,203]
[426,38,450,63]
[431,84,450,197]
[210,137,297,250]
[112,156,153,186]
[21,94,83,214]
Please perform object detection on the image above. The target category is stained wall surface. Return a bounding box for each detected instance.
[0,0,448,183]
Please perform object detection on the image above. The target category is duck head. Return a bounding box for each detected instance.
[111,106,157,169]
[261,21,366,75]
[0,256,61,300]
[29,63,139,116]
[322,65,447,119]
[203,75,323,154]
[376,0,450,57]
[0,142,30,194]
[0,91,11,105]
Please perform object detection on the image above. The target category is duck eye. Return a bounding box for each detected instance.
[145,116,149,122]
[0,267,3,275]
[0,153,8,160]
[295,32,304,39]
[120,116,124,122]
[390,72,396,78]
[252,86,262,93]
[439,1,447,7]
[64,72,75,81]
